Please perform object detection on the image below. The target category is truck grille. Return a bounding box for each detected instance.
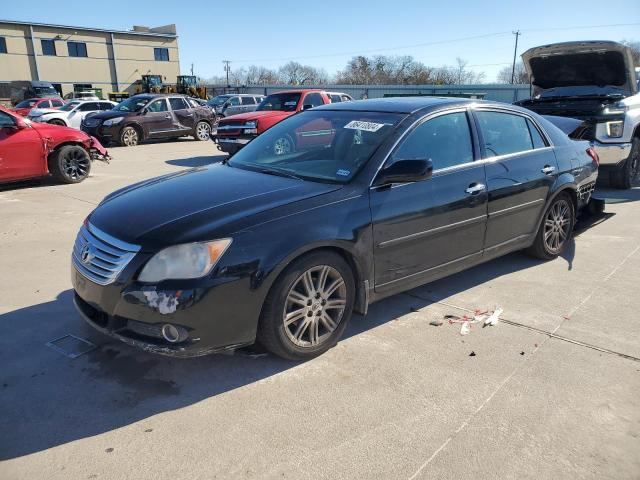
[72,223,140,285]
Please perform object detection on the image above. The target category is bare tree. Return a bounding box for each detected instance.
[496,61,529,84]
[277,61,328,85]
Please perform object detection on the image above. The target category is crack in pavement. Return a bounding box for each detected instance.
[405,242,640,479]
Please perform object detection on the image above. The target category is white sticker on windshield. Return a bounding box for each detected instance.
[284,101,297,106]
[344,120,385,132]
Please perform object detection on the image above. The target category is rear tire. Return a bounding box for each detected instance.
[257,251,355,361]
[609,137,639,189]
[194,121,211,141]
[526,193,574,260]
[48,145,91,184]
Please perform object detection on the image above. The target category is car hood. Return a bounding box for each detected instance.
[522,41,638,97]
[89,163,341,249]
[29,108,61,117]
[88,110,137,121]
[220,110,293,123]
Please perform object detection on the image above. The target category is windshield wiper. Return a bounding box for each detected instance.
[256,166,303,181]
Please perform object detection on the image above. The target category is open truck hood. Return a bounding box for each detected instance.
[522,41,638,98]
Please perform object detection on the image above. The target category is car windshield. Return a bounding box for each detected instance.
[114,97,151,112]
[208,95,231,106]
[256,93,302,112]
[228,110,403,184]
[16,100,38,108]
[60,102,80,111]
[33,87,59,96]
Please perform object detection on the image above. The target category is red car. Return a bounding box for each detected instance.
[0,106,110,185]
[214,89,344,155]
[11,97,65,117]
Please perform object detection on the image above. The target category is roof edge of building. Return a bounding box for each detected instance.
[0,19,178,38]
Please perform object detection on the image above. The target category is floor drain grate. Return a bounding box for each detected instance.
[46,334,97,358]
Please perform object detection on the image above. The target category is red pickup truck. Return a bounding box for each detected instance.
[213,89,352,155]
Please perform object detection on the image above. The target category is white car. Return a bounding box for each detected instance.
[28,100,116,129]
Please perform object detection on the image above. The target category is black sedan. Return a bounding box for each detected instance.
[71,98,598,360]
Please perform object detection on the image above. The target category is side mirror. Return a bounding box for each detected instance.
[376,159,433,186]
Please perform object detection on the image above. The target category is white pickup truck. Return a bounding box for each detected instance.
[516,41,640,189]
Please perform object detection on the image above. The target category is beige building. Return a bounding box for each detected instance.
[0,20,180,98]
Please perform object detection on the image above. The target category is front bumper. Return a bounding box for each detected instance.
[592,141,632,167]
[71,262,258,357]
[81,124,120,145]
[213,135,252,153]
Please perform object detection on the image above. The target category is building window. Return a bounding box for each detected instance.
[68,41,87,57]
[0,37,7,54]
[154,47,169,62]
[41,39,57,56]
[73,84,93,92]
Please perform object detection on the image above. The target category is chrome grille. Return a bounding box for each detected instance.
[72,223,140,285]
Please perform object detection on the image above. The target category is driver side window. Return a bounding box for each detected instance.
[0,111,16,128]
[391,112,474,170]
[229,97,241,106]
[147,99,168,112]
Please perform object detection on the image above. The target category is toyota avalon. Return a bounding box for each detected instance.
[71,98,598,360]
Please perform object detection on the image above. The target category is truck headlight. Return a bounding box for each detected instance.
[103,117,124,126]
[603,103,628,115]
[606,121,624,138]
[138,239,232,282]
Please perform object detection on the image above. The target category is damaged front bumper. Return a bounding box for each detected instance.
[89,136,111,163]
[71,262,257,357]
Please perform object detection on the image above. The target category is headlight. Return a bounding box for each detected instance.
[244,121,257,128]
[244,120,258,134]
[603,102,628,115]
[103,117,124,126]
[606,121,624,138]
[138,239,232,282]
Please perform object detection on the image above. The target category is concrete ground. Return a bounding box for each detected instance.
[1,139,639,480]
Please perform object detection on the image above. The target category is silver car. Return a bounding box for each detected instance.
[207,94,265,117]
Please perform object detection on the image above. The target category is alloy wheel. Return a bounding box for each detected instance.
[273,137,292,156]
[283,265,347,348]
[543,199,571,254]
[62,149,90,181]
[630,141,640,187]
[122,128,139,146]
[196,122,211,140]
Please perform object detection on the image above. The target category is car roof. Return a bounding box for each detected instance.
[313,97,521,114]
[271,89,323,95]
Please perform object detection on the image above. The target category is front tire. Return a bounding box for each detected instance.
[48,145,91,184]
[257,251,355,360]
[526,193,574,260]
[609,137,639,189]
[120,126,140,147]
[48,119,66,127]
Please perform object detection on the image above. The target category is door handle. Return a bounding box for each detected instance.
[541,165,556,175]
[465,183,486,194]
[164,114,171,119]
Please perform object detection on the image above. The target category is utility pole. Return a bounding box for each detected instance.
[511,30,521,84]
[190,63,194,76]
[223,60,231,87]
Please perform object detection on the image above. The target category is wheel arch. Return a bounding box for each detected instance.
[46,141,89,172]
[260,242,369,318]
[533,177,578,235]
[122,122,144,141]
[47,117,68,126]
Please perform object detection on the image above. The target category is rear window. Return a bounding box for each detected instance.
[475,111,535,157]
[16,100,38,108]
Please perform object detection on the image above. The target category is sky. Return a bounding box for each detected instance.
[3,0,639,82]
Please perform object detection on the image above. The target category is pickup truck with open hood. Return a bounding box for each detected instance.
[516,41,640,189]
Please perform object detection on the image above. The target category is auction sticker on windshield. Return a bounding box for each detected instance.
[344,120,385,132]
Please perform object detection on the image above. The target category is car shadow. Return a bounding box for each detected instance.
[0,198,613,460]
[165,156,223,168]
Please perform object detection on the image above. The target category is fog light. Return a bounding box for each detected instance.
[162,324,184,343]
[606,121,624,138]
